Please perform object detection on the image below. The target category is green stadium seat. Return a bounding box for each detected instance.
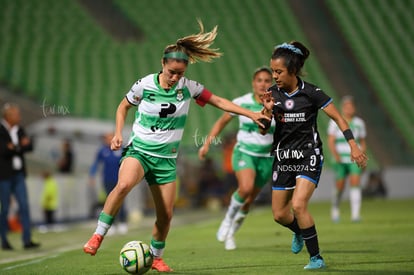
[1,0,407,166]
[325,0,414,151]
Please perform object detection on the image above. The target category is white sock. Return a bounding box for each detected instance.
[95,220,111,236]
[228,211,247,237]
[224,194,244,223]
[150,246,164,258]
[350,187,362,220]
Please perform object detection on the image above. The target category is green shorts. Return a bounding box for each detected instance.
[121,146,176,185]
[232,146,273,188]
[334,162,362,180]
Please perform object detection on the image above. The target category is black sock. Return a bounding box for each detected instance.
[301,225,322,258]
[282,216,301,235]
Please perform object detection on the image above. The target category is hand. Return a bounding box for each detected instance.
[198,144,209,160]
[350,145,368,168]
[251,112,271,129]
[20,136,31,146]
[7,142,15,150]
[111,134,123,150]
[260,91,274,114]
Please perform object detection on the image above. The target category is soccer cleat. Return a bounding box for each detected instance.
[225,236,236,250]
[152,258,173,272]
[291,233,304,254]
[83,233,103,256]
[216,219,231,242]
[304,255,326,270]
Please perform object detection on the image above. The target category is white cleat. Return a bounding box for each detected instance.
[216,219,231,242]
[225,236,236,250]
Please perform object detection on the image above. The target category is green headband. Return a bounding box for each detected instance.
[163,51,189,61]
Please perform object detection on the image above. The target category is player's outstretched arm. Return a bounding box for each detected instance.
[207,94,269,129]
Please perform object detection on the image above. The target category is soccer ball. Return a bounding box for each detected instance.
[119,240,153,274]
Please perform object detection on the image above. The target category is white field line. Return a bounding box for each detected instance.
[0,243,82,270]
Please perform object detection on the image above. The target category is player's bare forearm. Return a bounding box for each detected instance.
[112,98,133,150]
[208,94,269,128]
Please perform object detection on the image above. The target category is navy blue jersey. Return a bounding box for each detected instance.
[268,78,332,158]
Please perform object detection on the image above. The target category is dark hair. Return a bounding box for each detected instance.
[252,66,272,79]
[271,41,310,76]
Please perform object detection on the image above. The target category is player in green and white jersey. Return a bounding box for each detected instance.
[83,20,270,272]
[327,96,367,222]
[199,67,275,250]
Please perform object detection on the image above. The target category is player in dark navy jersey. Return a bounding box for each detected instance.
[261,41,367,270]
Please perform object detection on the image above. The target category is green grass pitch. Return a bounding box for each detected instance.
[1,198,413,274]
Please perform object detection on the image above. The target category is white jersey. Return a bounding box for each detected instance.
[327,116,366,163]
[125,73,206,158]
[231,93,275,157]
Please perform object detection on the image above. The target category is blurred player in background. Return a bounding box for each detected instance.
[198,66,274,250]
[261,41,367,270]
[328,96,366,222]
[83,19,270,272]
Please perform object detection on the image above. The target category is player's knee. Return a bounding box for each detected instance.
[237,187,251,199]
[273,211,288,224]
[114,181,133,197]
[291,200,306,215]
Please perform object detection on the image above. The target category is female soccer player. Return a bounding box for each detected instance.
[328,96,366,222]
[83,20,269,272]
[261,41,367,270]
[198,67,274,250]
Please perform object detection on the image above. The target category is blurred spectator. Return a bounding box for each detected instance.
[89,132,127,234]
[363,170,387,198]
[39,170,59,232]
[57,138,74,173]
[197,157,224,208]
[57,138,75,221]
[0,103,40,250]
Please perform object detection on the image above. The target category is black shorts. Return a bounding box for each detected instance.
[271,149,324,190]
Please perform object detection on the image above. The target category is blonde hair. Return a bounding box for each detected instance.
[163,19,222,64]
